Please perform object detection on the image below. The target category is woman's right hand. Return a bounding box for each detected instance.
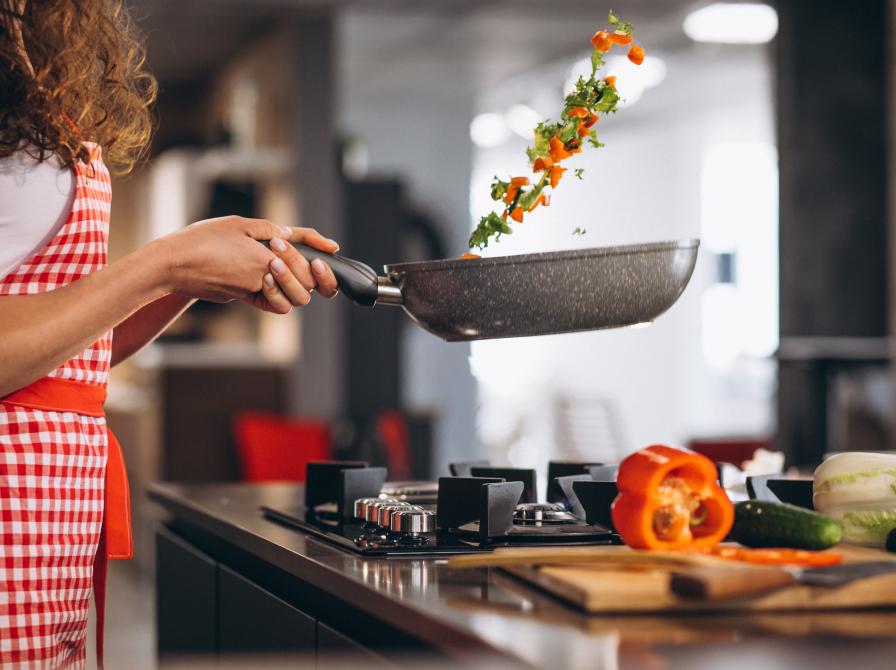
[147,215,336,309]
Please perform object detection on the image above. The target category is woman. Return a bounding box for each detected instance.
[0,1,339,665]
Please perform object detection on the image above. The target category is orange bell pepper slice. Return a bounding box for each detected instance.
[577,122,591,138]
[567,105,590,119]
[533,156,554,172]
[549,165,566,189]
[509,207,524,223]
[628,44,645,65]
[503,185,519,204]
[526,193,550,213]
[611,445,734,550]
[510,176,531,187]
[584,113,599,128]
[591,30,611,52]
[460,253,481,260]
[604,76,617,88]
[707,546,843,568]
[549,137,573,162]
[609,32,633,46]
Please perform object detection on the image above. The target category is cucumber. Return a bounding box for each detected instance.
[731,500,842,550]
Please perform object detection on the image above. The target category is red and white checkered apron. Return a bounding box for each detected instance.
[0,147,112,667]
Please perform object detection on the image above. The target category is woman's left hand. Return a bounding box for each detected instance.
[252,227,341,313]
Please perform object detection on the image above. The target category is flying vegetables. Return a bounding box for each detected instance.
[469,10,644,250]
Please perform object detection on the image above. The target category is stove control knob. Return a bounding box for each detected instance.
[366,500,411,525]
[391,509,435,536]
[378,503,422,529]
[353,497,391,520]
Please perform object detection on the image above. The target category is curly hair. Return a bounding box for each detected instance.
[0,0,157,174]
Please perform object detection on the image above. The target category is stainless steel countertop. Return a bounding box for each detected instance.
[149,482,896,670]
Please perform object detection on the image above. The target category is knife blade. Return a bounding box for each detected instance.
[671,560,896,600]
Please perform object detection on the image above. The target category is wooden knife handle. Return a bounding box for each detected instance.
[671,565,797,600]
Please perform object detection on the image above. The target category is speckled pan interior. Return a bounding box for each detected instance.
[384,239,699,341]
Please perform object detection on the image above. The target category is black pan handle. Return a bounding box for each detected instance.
[262,241,379,307]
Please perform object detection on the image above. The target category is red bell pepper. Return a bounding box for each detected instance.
[611,445,734,550]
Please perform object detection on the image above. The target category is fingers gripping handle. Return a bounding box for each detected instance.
[262,241,380,307]
[294,244,382,307]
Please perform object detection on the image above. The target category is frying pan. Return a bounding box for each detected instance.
[281,239,699,342]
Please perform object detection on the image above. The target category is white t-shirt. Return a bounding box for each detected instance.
[0,151,75,278]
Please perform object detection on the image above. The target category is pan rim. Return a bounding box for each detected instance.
[384,238,699,274]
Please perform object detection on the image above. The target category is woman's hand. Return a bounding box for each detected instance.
[148,216,340,312]
[252,228,340,314]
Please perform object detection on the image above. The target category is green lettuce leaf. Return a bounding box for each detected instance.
[841,508,896,545]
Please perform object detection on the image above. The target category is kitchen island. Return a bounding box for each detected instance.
[150,482,896,670]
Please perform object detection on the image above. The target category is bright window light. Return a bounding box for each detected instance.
[470,113,510,148]
[604,55,667,107]
[505,104,541,139]
[700,141,778,367]
[702,283,743,369]
[684,3,778,44]
[563,58,593,95]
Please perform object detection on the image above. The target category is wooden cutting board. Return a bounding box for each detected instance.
[500,546,896,613]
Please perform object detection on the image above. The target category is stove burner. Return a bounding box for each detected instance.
[513,502,579,524]
[262,459,621,556]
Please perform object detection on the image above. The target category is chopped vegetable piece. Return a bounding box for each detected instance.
[527,193,549,212]
[608,32,632,46]
[503,185,519,204]
[469,11,641,248]
[611,445,734,550]
[628,44,645,65]
[549,165,567,188]
[574,168,585,180]
[572,227,586,235]
[607,9,634,35]
[460,253,481,259]
[708,546,843,568]
[591,30,611,52]
[549,136,573,161]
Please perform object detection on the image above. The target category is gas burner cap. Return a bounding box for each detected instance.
[513,502,578,524]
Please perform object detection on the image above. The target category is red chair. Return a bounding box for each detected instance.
[233,412,332,482]
[687,436,773,468]
[375,410,412,480]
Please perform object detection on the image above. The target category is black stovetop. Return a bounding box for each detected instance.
[261,461,620,557]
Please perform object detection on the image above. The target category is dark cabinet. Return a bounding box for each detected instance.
[156,526,406,665]
[156,526,218,653]
[218,564,315,655]
[317,622,394,669]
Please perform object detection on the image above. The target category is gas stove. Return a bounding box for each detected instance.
[261,461,622,556]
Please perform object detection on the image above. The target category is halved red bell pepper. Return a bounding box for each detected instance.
[611,445,733,550]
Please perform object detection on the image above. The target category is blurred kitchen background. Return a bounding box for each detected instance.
[104,0,893,647]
